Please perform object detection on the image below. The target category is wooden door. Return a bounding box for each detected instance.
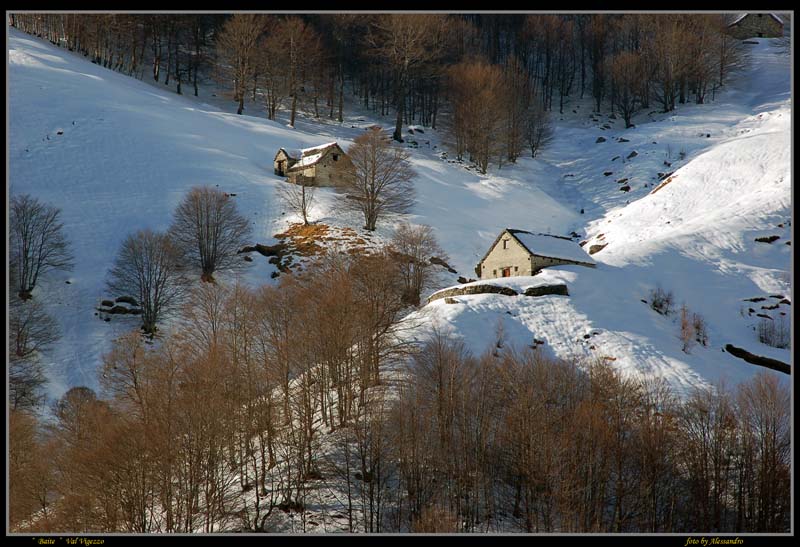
[502,267,511,277]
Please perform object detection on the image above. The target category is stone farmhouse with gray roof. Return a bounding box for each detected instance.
[477,228,596,279]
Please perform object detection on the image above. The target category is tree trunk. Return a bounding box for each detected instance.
[393,98,404,142]
[338,69,344,123]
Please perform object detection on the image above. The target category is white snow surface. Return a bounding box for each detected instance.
[510,230,596,265]
[8,28,791,405]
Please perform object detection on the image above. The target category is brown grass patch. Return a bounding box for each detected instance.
[269,223,374,276]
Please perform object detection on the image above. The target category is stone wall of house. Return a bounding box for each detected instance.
[274,150,294,176]
[729,14,783,39]
[313,153,350,186]
[480,232,597,279]
[286,149,351,186]
[531,254,596,273]
[480,234,533,279]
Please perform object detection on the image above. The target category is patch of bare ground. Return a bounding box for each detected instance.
[267,223,375,276]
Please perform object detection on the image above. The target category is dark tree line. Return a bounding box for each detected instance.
[11,13,745,170]
[11,14,217,96]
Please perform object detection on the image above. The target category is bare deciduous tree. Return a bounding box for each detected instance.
[445,59,507,173]
[366,14,447,142]
[342,127,415,231]
[108,229,187,334]
[9,296,59,362]
[169,186,252,281]
[9,409,54,530]
[610,50,644,128]
[9,296,58,411]
[525,98,553,158]
[272,17,324,127]
[10,194,74,299]
[278,181,316,226]
[389,223,446,307]
[257,27,290,120]
[215,14,266,115]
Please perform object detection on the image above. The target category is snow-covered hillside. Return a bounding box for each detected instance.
[8,28,791,402]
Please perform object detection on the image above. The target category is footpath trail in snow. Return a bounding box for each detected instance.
[8,28,791,401]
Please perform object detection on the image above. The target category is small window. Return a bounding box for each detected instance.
[332,154,339,161]
[758,13,763,17]
[502,240,508,249]
[493,270,497,276]
[514,266,518,272]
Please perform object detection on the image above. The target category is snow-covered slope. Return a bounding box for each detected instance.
[409,40,792,393]
[8,29,791,402]
[8,28,575,400]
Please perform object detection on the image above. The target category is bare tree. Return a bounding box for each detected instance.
[278,181,316,226]
[445,59,507,172]
[389,223,446,307]
[342,127,415,231]
[257,28,290,120]
[9,409,55,530]
[272,17,324,127]
[9,355,48,413]
[10,194,74,299]
[525,98,554,158]
[215,14,266,115]
[735,372,791,532]
[366,15,447,142]
[169,186,252,281]
[610,50,644,128]
[107,229,187,334]
[9,296,58,411]
[9,296,59,362]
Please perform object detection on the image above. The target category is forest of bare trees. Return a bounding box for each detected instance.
[10,13,748,171]
[9,256,791,532]
[9,235,792,534]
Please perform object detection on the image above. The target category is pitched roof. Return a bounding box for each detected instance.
[478,228,595,266]
[277,147,302,160]
[508,230,596,265]
[284,142,343,171]
[728,13,784,27]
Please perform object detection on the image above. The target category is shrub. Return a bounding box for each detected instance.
[757,316,790,349]
[693,312,708,346]
[650,286,674,316]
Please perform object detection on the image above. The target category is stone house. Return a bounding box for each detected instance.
[476,229,596,279]
[273,142,351,186]
[727,13,784,39]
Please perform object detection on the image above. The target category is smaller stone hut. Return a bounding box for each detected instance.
[727,13,784,39]
[273,142,351,186]
[477,229,596,279]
